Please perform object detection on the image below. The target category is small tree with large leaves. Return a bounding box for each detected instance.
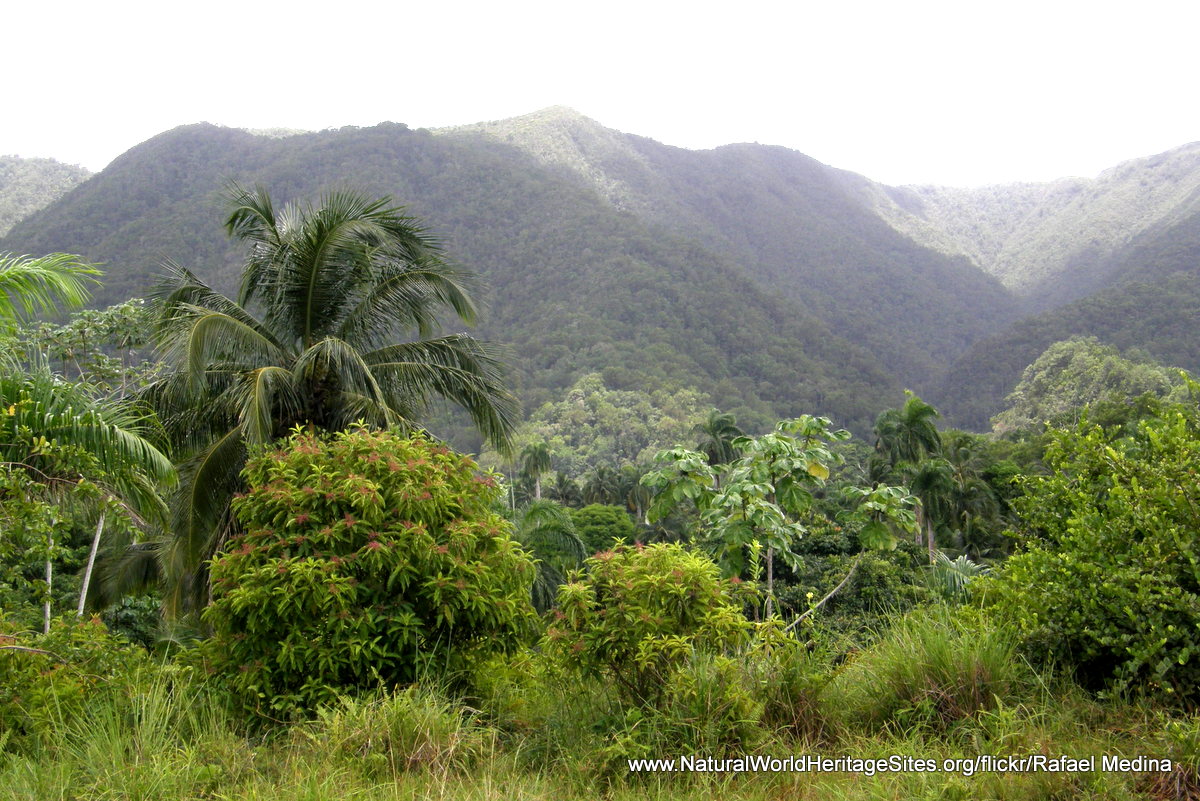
[642,416,916,618]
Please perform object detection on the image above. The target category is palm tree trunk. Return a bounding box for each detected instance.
[77,511,105,617]
[926,519,936,564]
[534,475,541,501]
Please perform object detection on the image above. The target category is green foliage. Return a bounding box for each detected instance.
[146,184,518,615]
[0,252,100,332]
[0,363,174,626]
[991,337,1181,434]
[19,298,163,395]
[200,427,537,720]
[984,403,1200,702]
[568,503,636,553]
[828,606,1030,734]
[506,373,710,478]
[543,542,754,706]
[643,416,917,615]
[0,156,90,236]
[509,500,586,612]
[0,615,147,752]
[304,687,492,778]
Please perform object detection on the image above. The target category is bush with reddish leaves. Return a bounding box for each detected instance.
[200,427,536,720]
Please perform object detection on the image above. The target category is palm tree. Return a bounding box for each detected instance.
[545,471,582,507]
[582,465,622,506]
[939,431,1001,558]
[873,391,941,472]
[693,408,744,466]
[509,500,586,612]
[0,255,172,631]
[907,457,954,563]
[874,392,942,552]
[145,185,518,614]
[520,442,553,500]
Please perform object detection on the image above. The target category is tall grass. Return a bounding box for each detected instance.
[825,606,1032,735]
[0,608,1187,800]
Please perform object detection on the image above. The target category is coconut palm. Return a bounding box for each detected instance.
[144,185,518,614]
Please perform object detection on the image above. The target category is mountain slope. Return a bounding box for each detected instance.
[451,108,1022,387]
[874,142,1200,310]
[0,156,91,235]
[0,121,900,434]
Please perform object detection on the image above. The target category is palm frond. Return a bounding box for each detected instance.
[0,365,176,520]
[176,310,290,394]
[337,255,478,344]
[0,252,100,325]
[232,366,302,445]
[364,334,518,450]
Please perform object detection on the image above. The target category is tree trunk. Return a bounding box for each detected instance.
[927,518,936,564]
[77,511,105,617]
[765,546,775,618]
[534,475,541,501]
[43,531,53,635]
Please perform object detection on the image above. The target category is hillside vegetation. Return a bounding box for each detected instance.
[0,156,90,235]
[5,110,1200,432]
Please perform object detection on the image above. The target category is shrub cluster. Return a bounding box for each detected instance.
[200,428,537,719]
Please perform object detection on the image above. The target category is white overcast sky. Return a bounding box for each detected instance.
[5,0,1198,186]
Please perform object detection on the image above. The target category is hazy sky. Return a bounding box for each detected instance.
[6,0,1198,186]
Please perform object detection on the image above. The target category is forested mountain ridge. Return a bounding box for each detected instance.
[874,142,1200,309]
[0,156,91,235]
[5,109,1200,434]
[0,120,900,434]
[448,107,1021,385]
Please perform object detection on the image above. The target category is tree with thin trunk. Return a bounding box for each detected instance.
[520,442,553,501]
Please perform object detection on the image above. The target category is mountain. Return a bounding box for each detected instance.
[935,197,1200,429]
[0,119,906,434]
[0,156,91,236]
[5,109,1198,436]
[871,143,1200,310]
[450,108,1021,386]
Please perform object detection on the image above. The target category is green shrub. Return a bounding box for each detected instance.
[569,504,636,553]
[984,408,1200,702]
[827,606,1029,735]
[0,615,146,752]
[200,428,537,720]
[544,542,754,707]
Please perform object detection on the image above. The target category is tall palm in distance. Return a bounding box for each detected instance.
[146,185,518,614]
[873,391,942,557]
[520,442,553,500]
[693,408,744,467]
